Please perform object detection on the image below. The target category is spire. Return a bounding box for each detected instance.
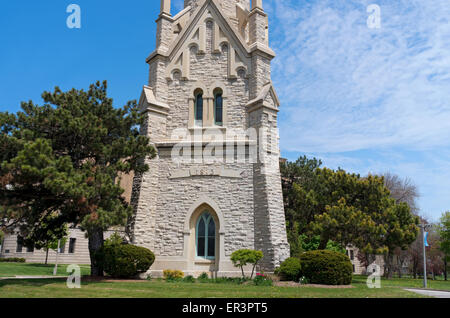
[184,0,250,12]
[252,0,262,10]
[160,0,171,16]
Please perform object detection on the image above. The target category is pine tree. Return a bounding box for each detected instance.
[438,211,450,280]
[0,81,155,276]
[281,157,420,268]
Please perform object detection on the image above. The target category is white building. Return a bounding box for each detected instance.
[129,0,290,277]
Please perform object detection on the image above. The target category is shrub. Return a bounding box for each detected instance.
[96,239,155,278]
[163,270,184,281]
[230,249,264,279]
[212,277,247,285]
[299,276,309,285]
[198,272,210,282]
[276,257,301,281]
[183,275,195,283]
[299,250,353,285]
[0,258,26,263]
[254,273,273,286]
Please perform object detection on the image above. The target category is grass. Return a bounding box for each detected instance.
[353,275,450,291]
[0,263,448,298]
[0,262,91,277]
[0,276,430,298]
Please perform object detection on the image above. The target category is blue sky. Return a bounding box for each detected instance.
[0,1,449,221]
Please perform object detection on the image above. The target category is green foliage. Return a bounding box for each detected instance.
[104,232,125,247]
[439,212,450,257]
[48,237,67,252]
[21,214,68,262]
[0,230,4,243]
[97,236,155,278]
[281,156,420,256]
[198,272,210,282]
[211,277,248,285]
[281,156,323,253]
[163,270,184,281]
[299,276,310,285]
[276,257,302,281]
[296,234,346,255]
[299,250,353,285]
[253,274,273,286]
[0,258,26,263]
[0,81,155,275]
[183,275,195,283]
[230,249,264,279]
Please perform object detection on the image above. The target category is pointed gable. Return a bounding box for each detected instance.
[161,0,257,81]
[168,0,250,60]
[247,81,280,110]
[139,86,170,115]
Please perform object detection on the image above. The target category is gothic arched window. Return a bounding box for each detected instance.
[214,89,223,126]
[196,212,216,259]
[194,89,203,126]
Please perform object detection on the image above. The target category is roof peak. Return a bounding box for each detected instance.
[184,0,250,15]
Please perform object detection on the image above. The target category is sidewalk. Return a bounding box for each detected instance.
[0,276,68,280]
[405,288,450,298]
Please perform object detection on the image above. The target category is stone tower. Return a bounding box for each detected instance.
[129,0,290,277]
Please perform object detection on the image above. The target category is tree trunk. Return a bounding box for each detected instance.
[88,228,104,277]
[318,235,329,250]
[383,253,394,279]
[45,248,49,265]
[444,257,448,281]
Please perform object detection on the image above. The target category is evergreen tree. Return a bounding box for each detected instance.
[281,157,419,268]
[438,211,450,280]
[0,81,155,276]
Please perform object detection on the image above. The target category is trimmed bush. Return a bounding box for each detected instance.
[230,249,264,279]
[163,269,184,280]
[97,243,155,278]
[0,258,26,263]
[198,272,210,282]
[276,257,301,281]
[183,275,195,283]
[299,250,353,285]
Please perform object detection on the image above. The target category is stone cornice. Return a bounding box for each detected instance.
[155,139,257,148]
[248,7,267,18]
[248,42,276,59]
[139,85,170,115]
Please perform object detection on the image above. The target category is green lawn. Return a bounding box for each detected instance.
[0,277,429,298]
[0,262,91,277]
[1,263,448,298]
[353,275,450,291]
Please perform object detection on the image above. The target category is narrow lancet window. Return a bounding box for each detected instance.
[214,89,223,126]
[196,212,216,259]
[194,90,203,126]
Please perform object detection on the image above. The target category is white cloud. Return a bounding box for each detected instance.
[268,0,450,219]
[267,0,450,153]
